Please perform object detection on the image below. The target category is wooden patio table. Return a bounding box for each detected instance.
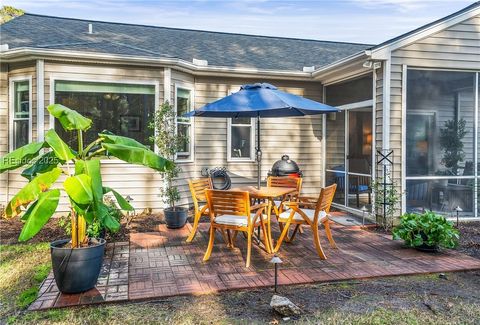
[229,186,297,253]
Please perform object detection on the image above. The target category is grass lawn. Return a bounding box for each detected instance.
[1,242,480,325]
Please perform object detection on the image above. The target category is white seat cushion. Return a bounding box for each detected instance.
[214,213,265,227]
[278,209,327,222]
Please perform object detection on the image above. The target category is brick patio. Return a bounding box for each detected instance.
[30,216,480,310]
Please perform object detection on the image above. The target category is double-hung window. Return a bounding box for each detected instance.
[175,87,193,161]
[11,78,31,150]
[228,117,255,161]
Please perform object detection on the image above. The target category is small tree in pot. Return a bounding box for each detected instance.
[0,104,173,293]
[150,102,189,228]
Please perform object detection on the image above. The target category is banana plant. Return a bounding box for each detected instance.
[0,104,174,247]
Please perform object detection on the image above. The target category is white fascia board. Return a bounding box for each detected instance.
[0,48,313,81]
[312,51,368,79]
[369,5,480,60]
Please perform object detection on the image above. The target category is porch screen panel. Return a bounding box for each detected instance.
[54,81,155,150]
[325,111,345,204]
[406,70,476,216]
[325,74,373,107]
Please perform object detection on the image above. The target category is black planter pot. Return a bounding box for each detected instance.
[50,238,106,294]
[164,207,188,229]
[416,243,439,253]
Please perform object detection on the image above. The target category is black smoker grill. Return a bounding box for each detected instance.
[269,155,303,177]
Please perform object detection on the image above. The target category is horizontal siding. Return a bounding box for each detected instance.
[388,13,480,215]
[192,76,324,204]
[0,64,8,206]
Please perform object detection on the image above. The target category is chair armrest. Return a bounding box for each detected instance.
[298,196,318,203]
[284,201,316,209]
[251,203,268,211]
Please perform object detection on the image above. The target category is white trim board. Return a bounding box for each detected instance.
[9,75,33,151]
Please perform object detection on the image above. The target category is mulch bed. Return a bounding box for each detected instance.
[0,210,198,245]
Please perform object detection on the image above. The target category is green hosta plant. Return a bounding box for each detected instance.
[392,211,459,249]
[0,104,173,247]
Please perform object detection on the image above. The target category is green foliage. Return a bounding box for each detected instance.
[59,196,124,238]
[150,102,188,208]
[0,103,173,245]
[439,118,467,175]
[393,211,459,249]
[0,5,24,24]
[371,176,401,231]
[16,263,51,309]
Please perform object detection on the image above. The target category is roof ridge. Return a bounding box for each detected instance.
[19,12,373,47]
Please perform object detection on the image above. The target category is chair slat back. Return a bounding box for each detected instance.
[316,184,337,214]
[189,178,212,201]
[267,176,302,192]
[206,190,250,218]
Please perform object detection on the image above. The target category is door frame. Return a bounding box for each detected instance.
[324,100,374,213]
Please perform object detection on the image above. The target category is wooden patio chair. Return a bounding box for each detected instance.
[274,184,337,259]
[203,189,268,268]
[267,176,303,209]
[186,178,213,243]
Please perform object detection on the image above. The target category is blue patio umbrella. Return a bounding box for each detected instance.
[185,83,339,188]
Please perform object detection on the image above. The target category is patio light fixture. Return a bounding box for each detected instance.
[454,206,462,227]
[361,206,368,228]
[270,255,283,293]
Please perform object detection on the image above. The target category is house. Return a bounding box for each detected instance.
[1,2,479,219]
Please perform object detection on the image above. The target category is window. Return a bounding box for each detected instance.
[175,87,193,161]
[54,80,155,150]
[11,79,31,150]
[228,117,255,161]
[406,70,477,216]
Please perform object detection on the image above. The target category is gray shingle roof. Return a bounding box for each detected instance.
[1,14,371,71]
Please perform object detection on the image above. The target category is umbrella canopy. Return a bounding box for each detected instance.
[185,83,339,188]
[185,83,338,118]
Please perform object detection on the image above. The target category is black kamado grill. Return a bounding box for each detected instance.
[269,155,303,178]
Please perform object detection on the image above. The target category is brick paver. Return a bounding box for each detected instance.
[30,219,480,310]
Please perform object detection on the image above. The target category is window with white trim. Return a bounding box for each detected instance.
[54,80,156,150]
[12,80,31,149]
[175,87,193,161]
[228,117,255,161]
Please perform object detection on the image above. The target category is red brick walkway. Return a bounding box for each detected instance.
[30,221,480,310]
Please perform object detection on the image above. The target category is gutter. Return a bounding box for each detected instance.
[0,48,314,81]
[311,51,368,79]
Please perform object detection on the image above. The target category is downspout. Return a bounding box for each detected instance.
[382,53,391,153]
[162,67,172,210]
[36,59,45,142]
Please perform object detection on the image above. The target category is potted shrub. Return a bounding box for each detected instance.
[392,211,459,252]
[150,102,188,228]
[0,104,173,293]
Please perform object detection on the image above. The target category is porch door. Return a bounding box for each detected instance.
[346,107,373,210]
[325,106,373,211]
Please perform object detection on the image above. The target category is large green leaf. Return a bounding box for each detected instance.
[102,143,174,172]
[0,142,46,174]
[45,129,76,161]
[99,132,149,149]
[64,174,93,205]
[47,104,92,131]
[18,189,60,242]
[5,168,62,218]
[21,151,64,181]
[97,202,120,232]
[104,187,134,211]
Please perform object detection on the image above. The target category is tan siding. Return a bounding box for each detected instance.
[387,13,480,214]
[193,77,324,201]
[0,64,8,206]
[40,62,166,212]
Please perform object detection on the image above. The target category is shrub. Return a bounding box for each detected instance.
[392,211,459,249]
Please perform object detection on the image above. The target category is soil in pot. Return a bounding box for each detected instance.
[164,207,188,229]
[50,238,106,294]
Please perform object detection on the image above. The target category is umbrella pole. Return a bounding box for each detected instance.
[256,116,262,189]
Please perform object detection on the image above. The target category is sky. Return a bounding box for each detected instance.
[4,0,475,44]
